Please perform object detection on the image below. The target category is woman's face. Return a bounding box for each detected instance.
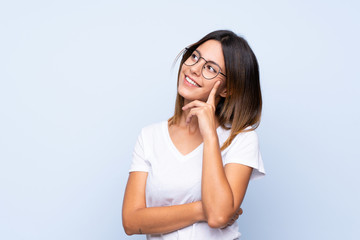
[178,40,227,103]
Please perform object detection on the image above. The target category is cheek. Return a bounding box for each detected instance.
[177,74,185,89]
[177,68,186,85]
[199,86,214,100]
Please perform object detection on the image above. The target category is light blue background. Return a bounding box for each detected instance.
[1,0,359,239]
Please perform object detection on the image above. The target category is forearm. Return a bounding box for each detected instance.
[201,134,235,227]
[123,201,205,235]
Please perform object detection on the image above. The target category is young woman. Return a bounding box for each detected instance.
[122,30,265,239]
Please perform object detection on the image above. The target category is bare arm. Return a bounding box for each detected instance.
[122,171,206,235]
[202,135,252,228]
[182,81,253,228]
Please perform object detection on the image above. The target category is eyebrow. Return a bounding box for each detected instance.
[196,49,224,71]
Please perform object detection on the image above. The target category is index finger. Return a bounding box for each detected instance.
[206,81,221,106]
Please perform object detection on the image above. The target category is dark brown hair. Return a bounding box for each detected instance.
[169,30,262,150]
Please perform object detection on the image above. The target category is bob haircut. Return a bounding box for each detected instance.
[168,30,262,150]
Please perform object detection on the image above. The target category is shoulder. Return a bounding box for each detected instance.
[219,126,259,149]
[221,128,265,179]
[141,120,165,131]
[234,129,259,144]
[230,130,259,152]
[133,121,167,156]
[138,120,167,139]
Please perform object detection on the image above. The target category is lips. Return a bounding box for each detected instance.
[184,75,201,87]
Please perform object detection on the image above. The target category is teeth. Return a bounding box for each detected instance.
[185,76,200,87]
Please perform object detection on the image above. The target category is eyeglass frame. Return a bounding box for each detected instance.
[183,47,227,80]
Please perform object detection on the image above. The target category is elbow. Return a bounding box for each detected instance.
[205,205,234,228]
[122,207,146,235]
[122,221,135,235]
[123,221,139,236]
[207,215,231,229]
[122,214,137,235]
[124,229,134,236]
[123,227,133,236]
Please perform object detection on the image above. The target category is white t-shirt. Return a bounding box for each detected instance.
[129,121,265,240]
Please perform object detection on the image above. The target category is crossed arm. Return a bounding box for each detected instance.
[122,137,253,235]
[122,171,205,235]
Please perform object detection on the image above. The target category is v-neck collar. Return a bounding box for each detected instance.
[162,121,222,159]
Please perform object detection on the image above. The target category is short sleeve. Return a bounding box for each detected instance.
[129,130,150,172]
[223,131,265,180]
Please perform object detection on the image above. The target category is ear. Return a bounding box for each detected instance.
[219,87,228,98]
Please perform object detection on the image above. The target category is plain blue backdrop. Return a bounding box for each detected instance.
[1,0,359,239]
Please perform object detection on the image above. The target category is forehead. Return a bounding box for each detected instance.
[196,40,225,68]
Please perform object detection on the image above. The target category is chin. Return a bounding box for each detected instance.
[178,90,206,103]
[178,89,192,100]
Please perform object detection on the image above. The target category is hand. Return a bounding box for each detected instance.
[221,208,243,229]
[182,81,221,138]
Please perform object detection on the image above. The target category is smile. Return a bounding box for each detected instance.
[185,76,200,87]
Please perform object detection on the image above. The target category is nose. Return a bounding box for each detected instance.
[189,58,206,76]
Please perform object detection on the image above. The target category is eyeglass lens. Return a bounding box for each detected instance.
[184,50,220,79]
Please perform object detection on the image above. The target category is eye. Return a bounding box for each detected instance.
[205,64,218,73]
[190,53,199,61]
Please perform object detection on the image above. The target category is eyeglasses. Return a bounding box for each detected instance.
[183,48,227,80]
